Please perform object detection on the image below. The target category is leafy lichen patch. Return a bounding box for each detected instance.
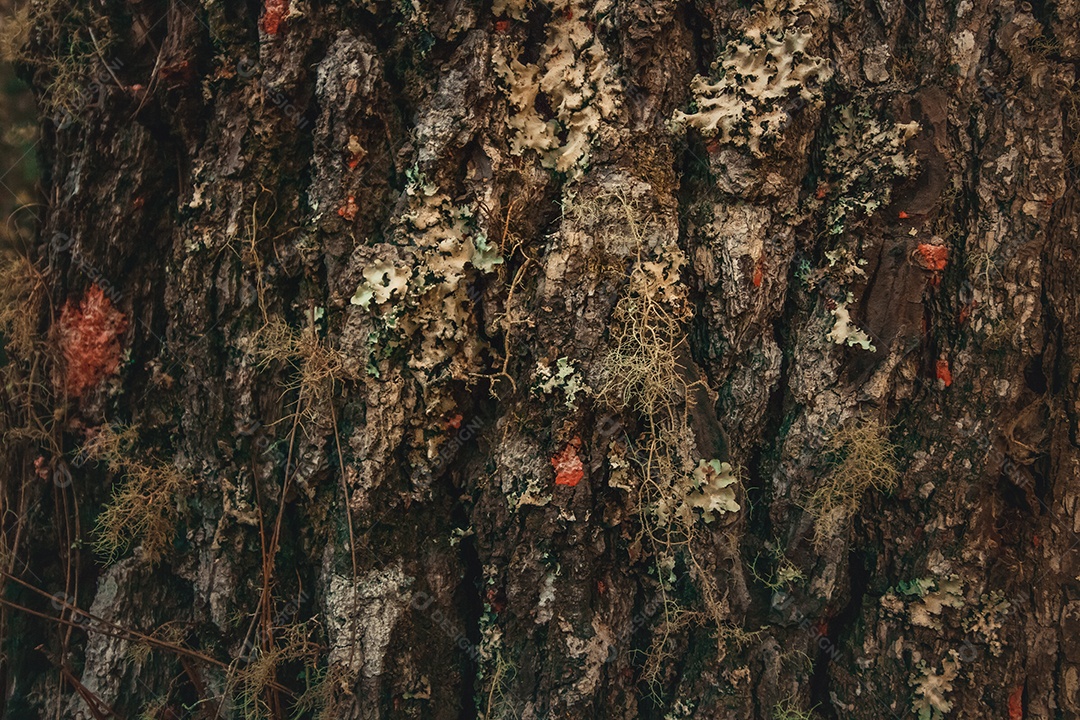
[671,0,832,156]
[349,170,501,397]
[910,651,960,720]
[493,0,622,176]
[813,103,920,236]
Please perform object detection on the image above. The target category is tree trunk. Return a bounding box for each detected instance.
[1,0,1079,717]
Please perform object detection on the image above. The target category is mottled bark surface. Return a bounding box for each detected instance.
[1,0,1079,718]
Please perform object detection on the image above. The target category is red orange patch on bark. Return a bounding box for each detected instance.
[935,358,953,387]
[552,437,584,487]
[1008,684,1023,720]
[262,0,288,35]
[338,196,359,221]
[58,285,128,397]
[915,243,949,271]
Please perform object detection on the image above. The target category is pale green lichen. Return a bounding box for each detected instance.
[686,459,740,523]
[534,356,589,410]
[671,0,832,157]
[493,0,622,176]
[824,247,868,282]
[882,575,965,631]
[896,577,936,598]
[656,459,740,526]
[909,575,965,630]
[350,170,502,387]
[817,103,920,235]
[350,260,411,309]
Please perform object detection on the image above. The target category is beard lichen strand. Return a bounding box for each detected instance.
[591,193,747,687]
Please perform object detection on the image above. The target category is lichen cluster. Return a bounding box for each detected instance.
[350,169,502,401]
[671,0,832,156]
[910,652,960,720]
[880,575,1012,719]
[815,103,920,236]
[534,356,589,410]
[493,0,622,176]
[589,193,746,686]
[805,419,897,546]
[826,293,876,351]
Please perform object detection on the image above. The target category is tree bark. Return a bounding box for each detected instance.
[1,0,1079,718]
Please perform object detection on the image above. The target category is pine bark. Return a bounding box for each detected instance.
[2,0,1080,718]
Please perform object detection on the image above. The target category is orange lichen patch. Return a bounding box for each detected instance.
[935,358,952,387]
[915,243,949,271]
[752,264,763,288]
[898,210,910,219]
[495,19,511,33]
[261,0,288,35]
[552,437,584,487]
[58,285,128,398]
[1008,684,1023,720]
[444,413,463,430]
[338,196,359,221]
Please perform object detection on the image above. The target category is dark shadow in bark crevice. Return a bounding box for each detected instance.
[455,529,483,719]
[810,546,869,720]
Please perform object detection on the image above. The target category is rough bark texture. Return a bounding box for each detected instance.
[1,0,1079,718]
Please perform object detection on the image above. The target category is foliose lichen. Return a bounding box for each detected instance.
[827,292,875,351]
[350,169,502,392]
[493,0,622,177]
[816,103,920,236]
[671,0,832,157]
[534,356,589,410]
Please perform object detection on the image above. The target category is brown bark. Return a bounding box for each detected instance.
[1,0,1079,718]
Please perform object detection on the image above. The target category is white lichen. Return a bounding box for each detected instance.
[686,459,741,522]
[493,0,622,176]
[671,0,832,157]
[657,459,740,525]
[536,571,558,624]
[910,651,960,720]
[827,293,875,351]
